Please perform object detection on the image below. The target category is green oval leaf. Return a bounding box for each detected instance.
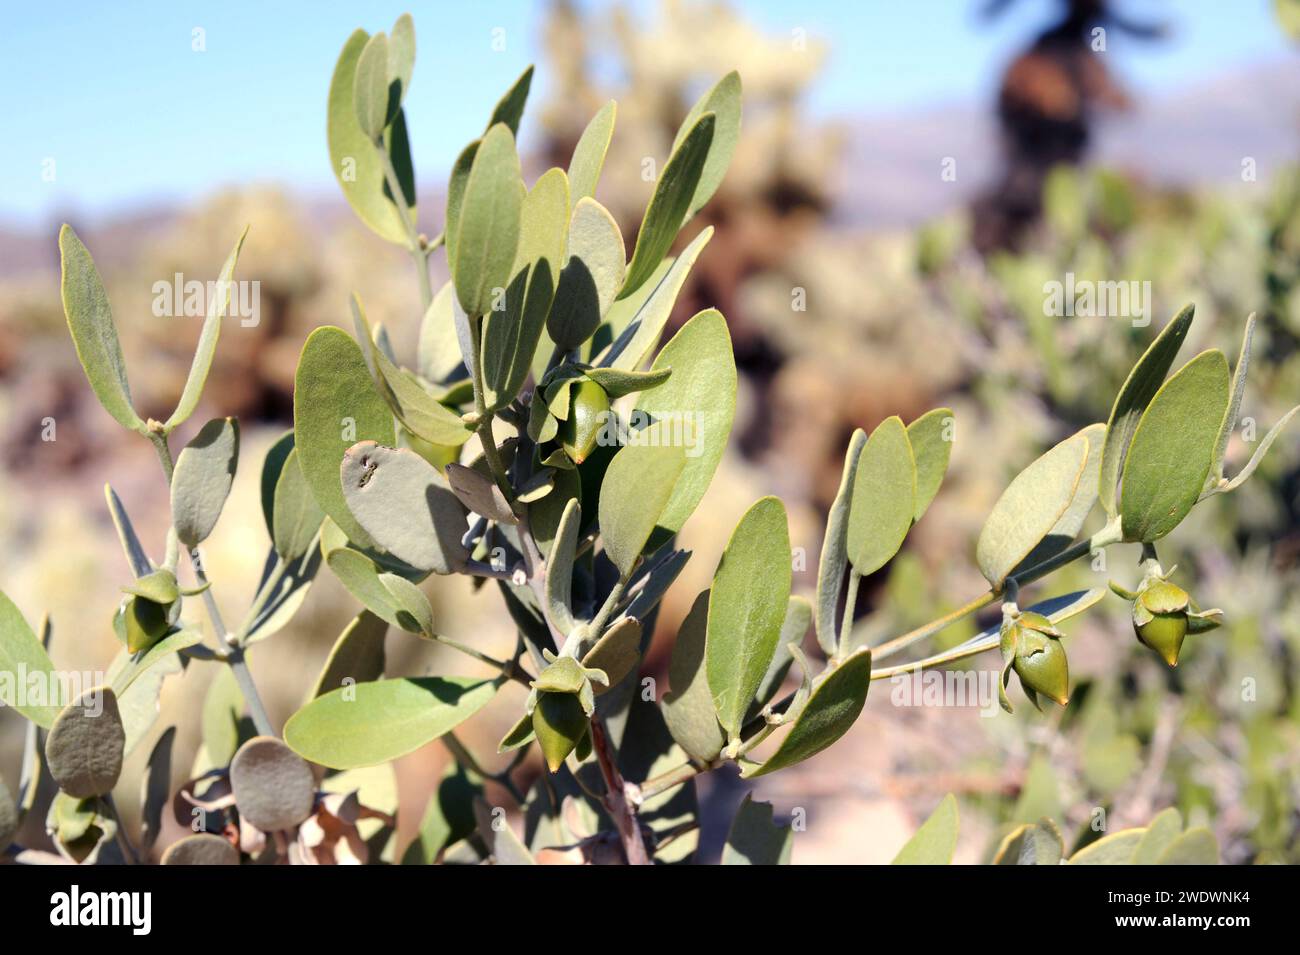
[341,441,468,574]
[285,676,500,770]
[0,591,60,727]
[707,497,792,740]
[544,499,581,634]
[599,441,687,578]
[976,431,1090,589]
[352,32,391,141]
[567,100,616,209]
[741,646,872,777]
[271,447,325,561]
[673,71,742,219]
[634,309,736,548]
[906,408,953,522]
[482,167,568,410]
[1155,827,1219,865]
[327,30,414,245]
[1099,304,1194,515]
[418,282,464,385]
[892,793,958,864]
[620,112,714,300]
[59,225,144,433]
[171,417,239,549]
[325,547,430,636]
[583,616,641,693]
[452,123,523,317]
[293,326,396,547]
[1010,422,1104,576]
[847,416,916,576]
[1120,350,1230,543]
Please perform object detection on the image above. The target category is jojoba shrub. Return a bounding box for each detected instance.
[1,13,1295,866]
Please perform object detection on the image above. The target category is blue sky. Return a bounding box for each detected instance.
[1,1,1291,226]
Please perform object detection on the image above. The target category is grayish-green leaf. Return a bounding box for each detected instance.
[487,65,534,136]
[403,761,481,863]
[110,628,201,696]
[1155,827,1219,864]
[741,646,872,778]
[229,735,316,831]
[977,432,1089,589]
[1099,304,1194,515]
[0,776,18,847]
[165,228,248,431]
[271,447,325,561]
[583,616,641,693]
[259,431,295,540]
[620,112,714,299]
[599,442,687,578]
[0,591,60,727]
[544,499,581,634]
[59,225,144,432]
[352,32,391,140]
[662,590,725,762]
[45,686,125,798]
[1011,422,1104,576]
[341,441,468,574]
[171,417,239,548]
[601,227,713,371]
[892,793,958,864]
[816,429,866,656]
[201,666,243,769]
[293,326,396,547]
[161,833,239,865]
[105,484,152,578]
[547,197,626,350]
[672,71,742,219]
[707,497,792,740]
[1120,350,1229,543]
[634,309,735,545]
[567,100,616,208]
[139,726,175,851]
[418,282,464,385]
[310,611,387,699]
[847,416,916,576]
[1218,403,1300,493]
[1067,828,1145,864]
[722,794,792,865]
[1132,807,1183,864]
[906,408,953,522]
[285,676,500,770]
[446,461,515,524]
[326,547,432,636]
[452,123,523,317]
[328,30,414,244]
[582,365,670,399]
[1210,313,1255,485]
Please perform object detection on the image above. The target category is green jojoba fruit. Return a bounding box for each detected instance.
[558,378,609,465]
[532,690,590,772]
[1012,628,1070,706]
[1132,578,1190,667]
[123,595,170,653]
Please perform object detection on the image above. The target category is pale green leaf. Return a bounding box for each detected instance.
[544,499,581,634]
[310,610,387,699]
[352,32,391,140]
[1099,304,1194,515]
[285,676,500,770]
[326,547,431,636]
[165,228,248,431]
[567,100,616,209]
[293,326,396,547]
[1218,403,1300,493]
[1068,828,1145,864]
[892,793,958,864]
[662,590,725,762]
[707,497,792,740]
[815,429,866,656]
[672,71,742,218]
[258,430,295,540]
[1010,422,1104,576]
[547,197,626,349]
[1132,807,1183,864]
[847,416,916,576]
[635,309,735,546]
[0,591,60,727]
[976,432,1089,589]
[109,628,201,696]
[272,448,325,561]
[906,408,953,522]
[1155,827,1219,864]
[1120,350,1229,542]
[105,484,152,578]
[452,123,523,317]
[741,646,872,777]
[487,65,533,136]
[598,442,687,578]
[582,616,641,693]
[620,112,714,299]
[171,417,239,548]
[327,30,414,244]
[722,794,792,865]
[59,225,144,432]
[417,282,464,385]
[600,227,713,371]
[1211,313,1255,484]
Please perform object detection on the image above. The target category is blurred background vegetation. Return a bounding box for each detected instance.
[2,0,1299,863]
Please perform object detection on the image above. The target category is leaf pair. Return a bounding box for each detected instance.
[60,225,246,435]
